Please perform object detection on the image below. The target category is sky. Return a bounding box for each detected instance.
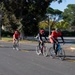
[50,0,75,11]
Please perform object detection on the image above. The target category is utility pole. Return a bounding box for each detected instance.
[47,14,51,35]
[0,11,2,39]
[48,16,50,35]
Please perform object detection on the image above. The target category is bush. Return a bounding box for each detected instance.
[62,31,75,37]
[1,30,13,37]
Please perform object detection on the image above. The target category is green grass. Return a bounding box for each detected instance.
[1,37,13,42]
[0,37,37,43]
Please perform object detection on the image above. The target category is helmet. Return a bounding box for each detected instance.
[14,30,19,33]
[40,29,44,34]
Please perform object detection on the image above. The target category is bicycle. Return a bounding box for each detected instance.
[13,39,19,51]
[49,43,65,60]
[36,41,48,57]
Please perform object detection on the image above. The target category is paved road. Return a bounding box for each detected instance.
[0,41,75,75]
[26,36,75,44]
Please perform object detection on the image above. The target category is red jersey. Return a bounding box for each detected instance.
[51,30,62,39]
[49,30,62,43]
[13,33,20,39]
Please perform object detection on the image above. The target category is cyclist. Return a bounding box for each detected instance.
[49,28,65,55]
[36,29,48,54]
[13,30,20,50]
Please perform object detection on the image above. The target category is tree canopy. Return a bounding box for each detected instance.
[0,0,63,36]
[62,4,75,26]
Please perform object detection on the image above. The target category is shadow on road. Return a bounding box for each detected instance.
[0,45,12,48]
[64,55,75,62]
[20,49,35,51]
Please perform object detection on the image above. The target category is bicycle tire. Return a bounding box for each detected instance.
[13,40,19,50]
[36,46,41,55]
[43,46,48,57]
[49,47,56,58]
[13,44,16,48]
[57,48,65,60]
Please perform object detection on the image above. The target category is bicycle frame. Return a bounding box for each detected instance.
[36,41,48,56]
[49,43,65,60]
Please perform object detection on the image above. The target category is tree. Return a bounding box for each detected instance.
[53,21,70,30]
[46,7,63,30]
[0,0,63,36]
[62,4,75,26]
[39,21,48,29]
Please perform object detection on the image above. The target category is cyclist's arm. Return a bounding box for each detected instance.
[58,32,64,43]
[35,33,39,39]
[13,34,15,40]
[39,35,43,42]
[43,34,49,42]
[45,36,47,40]
[51,36,58,44]
[36,33,43,43]
[60,35,65,43]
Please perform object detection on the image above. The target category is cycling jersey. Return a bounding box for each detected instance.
[14,33,20,39]
[36,33,47,41]
[50,30,62,43]
[51,30,62,39]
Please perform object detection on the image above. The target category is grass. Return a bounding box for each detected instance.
[0,37,37,43]
[1,37,13,42]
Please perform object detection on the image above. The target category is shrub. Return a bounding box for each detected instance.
[62,31,75,37]
[1,30,13,37]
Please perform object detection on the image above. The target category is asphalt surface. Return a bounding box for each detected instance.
[0,39,75,75]
[26,36,75,44]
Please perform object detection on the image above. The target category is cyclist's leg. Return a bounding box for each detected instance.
[54,39,58,55]
[13,39,16,49]
[39,41,41,49]
[55,43,59,55]
[17,39,19,46]
[16,39,19,50]
[41,41,44,54]
[53,43,56,50]
[53,41,56,55]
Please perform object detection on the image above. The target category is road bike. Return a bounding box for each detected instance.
[13,39,19,51]
[36,41,48,57]
[49,43,65,60]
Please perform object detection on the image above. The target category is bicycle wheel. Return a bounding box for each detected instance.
[36,46,41,55]
[57,48,65,60]
[43,46,48,57]
[15,40,19,51]
[13,43,16,49]
[49,47,56,58]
